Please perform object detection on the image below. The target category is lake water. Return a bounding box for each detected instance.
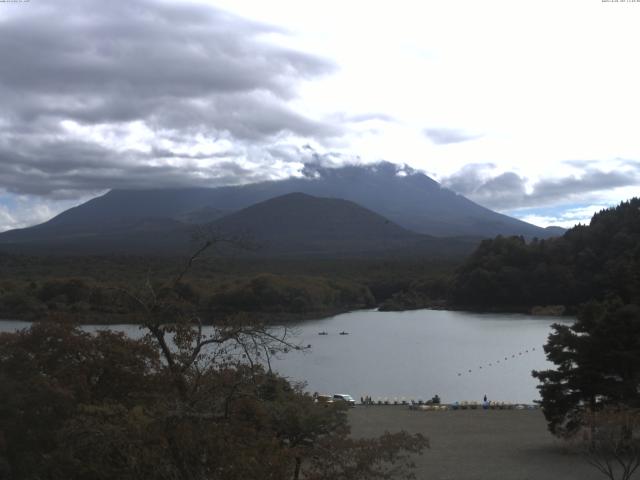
[0,309,572,404]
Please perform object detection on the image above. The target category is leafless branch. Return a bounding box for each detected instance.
[582,408,640,480]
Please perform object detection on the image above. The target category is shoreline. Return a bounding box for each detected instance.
[0,303,572,327]
[0,305,370,326]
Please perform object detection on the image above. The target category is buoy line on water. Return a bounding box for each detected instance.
[455,345,540,377]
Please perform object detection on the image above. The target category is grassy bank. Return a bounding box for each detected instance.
[348,406,603,480]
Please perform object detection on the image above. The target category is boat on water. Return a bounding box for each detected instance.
[318,331,328,335]
[339,331,349,335]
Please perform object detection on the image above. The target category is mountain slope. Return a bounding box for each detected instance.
[207,192,480,257]
[0,163,559,247]
[209,192,421,255]
[0,193,479,257]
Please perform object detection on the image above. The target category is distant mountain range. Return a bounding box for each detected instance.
[0,162,563,256]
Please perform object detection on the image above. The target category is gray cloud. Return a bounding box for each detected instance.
[1,2,329,105]
[335,113,396,124]
[441,163,496,196]
[442,162,640,210]
[474,172,528,208]
[442,164,528,209]
[532,170,635,201]
[563,159,599,169]
[0,0,339,198]
[423,128,481,145]
[0,141,279,198]
[266,144,361,173]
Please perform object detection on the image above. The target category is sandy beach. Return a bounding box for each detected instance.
[348,406,605,480]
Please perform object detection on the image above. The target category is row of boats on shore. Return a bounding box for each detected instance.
[412,401,538,411]
[359,398,538,410]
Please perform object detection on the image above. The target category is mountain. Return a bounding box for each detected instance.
[0,163,561,250]
[208,192,477,257]
[212,192,416,251]
[0,192,478,257]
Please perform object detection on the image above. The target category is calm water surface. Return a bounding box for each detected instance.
[0,309,572,404]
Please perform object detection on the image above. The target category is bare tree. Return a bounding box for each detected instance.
[118,234,302,399]
[582,408,640,480]
[112,236,306,480]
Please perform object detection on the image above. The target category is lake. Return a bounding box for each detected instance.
[0,309,572,404]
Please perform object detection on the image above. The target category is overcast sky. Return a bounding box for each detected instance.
[1,0,639,232]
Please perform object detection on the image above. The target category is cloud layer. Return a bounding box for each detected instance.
[441,160,640,221]
[423,128,480,145]
[0,0,638,234]
[0,0,339,198]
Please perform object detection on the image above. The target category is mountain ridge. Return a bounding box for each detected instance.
[0,162,563,255]
[0,192,480,257]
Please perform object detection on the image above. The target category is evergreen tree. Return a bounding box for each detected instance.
[452,198,640,310]
[533,301,640,436]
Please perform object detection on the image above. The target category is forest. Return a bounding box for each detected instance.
[2,198,638,322]
[372,198,640,313]
[0,253,456,324]
[449,198,640,312]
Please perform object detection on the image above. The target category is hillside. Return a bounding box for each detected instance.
[210,192,479,257]
[210,192,417,254]
[0,193,479,257]
[0,163,560,251]
[450,198,640,311]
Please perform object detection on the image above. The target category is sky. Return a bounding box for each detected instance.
[0,0,639,232]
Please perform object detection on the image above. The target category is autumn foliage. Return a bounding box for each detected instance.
[0,262,426,480]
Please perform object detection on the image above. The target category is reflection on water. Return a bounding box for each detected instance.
[0,309,572,403]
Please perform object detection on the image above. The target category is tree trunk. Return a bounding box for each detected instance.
[293,456,302,480]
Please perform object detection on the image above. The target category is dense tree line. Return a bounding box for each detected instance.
[209,274,375,316]
[378,276,451,311]
[0,274,375,324]
[0,255,457,323]
[452,198,640,311]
